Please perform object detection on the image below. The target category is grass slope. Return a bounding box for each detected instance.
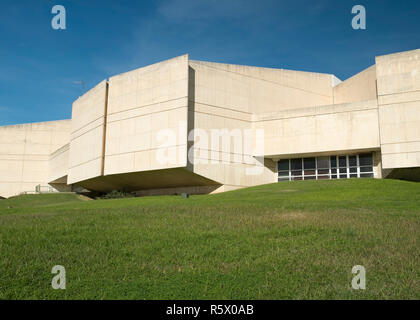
[0,179,419,299]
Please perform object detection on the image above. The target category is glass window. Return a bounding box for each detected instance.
[349,155,357,167]
[303,157,316,169]
[291,170,302,177]
[330,156,337,168]
[278,159,289,171]
[278,172,289,179]
[318,175,330,180]
[359,153,373,166]
[360,173,373,178]
[339,156,347,167]
[317,156,329,169]
[291,158,302,170]
[278,153,374,182]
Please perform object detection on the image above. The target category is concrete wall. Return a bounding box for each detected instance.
[68,80,108,185]
[188,60,318,188]
[48,143,69,184]
[104,54,189,178]
[254,99,380,158]
[333,65,377,104]
[190,60,335,114]
[0,120,71,198]
[376,49,420,169]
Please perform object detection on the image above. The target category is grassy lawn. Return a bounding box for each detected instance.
[0,179,419,299]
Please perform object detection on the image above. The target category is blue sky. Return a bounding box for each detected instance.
[1,0,419,125]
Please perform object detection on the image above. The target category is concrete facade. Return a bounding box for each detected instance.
[376,50,420,170]
[1,49,419,198]
[0,120,71,198]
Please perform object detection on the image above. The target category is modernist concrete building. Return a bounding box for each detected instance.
[1,48,420,198]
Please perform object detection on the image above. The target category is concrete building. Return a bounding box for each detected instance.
[1,48,419,198]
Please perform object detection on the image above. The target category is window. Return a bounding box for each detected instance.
[317,157,329,169]
[339,156,347,167]
[278,159,289,171]
[330,156,337,168]
[278,159,290,181]
[359,153,373,166]
[291,158,302,170]
[278,153,374,182]
[303,157,316,169]
[349,155,357,167]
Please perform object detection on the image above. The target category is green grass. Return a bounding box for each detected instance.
[0,179,419,299]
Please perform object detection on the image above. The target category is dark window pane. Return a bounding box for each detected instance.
[318,169,329,175]
[318,175,330,180]
[339,168,347,174]
[317,156,329,169]
[349,155,357,167]
[304,176,316,180]
[331,174,337,179]
[331,169,338,175]
[350,167,357,173]
[278,159,289,171]
[360,173,374,178]
[359,153,373,166]
[304,170,316,175]
[339,156,347,167]
[360,166,373,173]
[303,157,316,169]
[291,170,302,177]
[278,171,289,178]
[339,174,348,179]
[291,158,302,170]
[330,156,337,168]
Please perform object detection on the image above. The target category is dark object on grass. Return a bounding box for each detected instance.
[97,190,135,199]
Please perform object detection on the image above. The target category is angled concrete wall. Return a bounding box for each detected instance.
[376,49,420,169]
[333,65,377,104]
[48,143,69,184]
[104,54,189,178]
[254,99,380,158]
[0,120,71,198]
[68,80,108,185]
[188,60,325,189]
[190,60,335,114]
